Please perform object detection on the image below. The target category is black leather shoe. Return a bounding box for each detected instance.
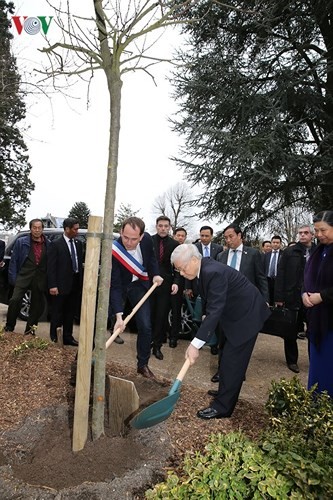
[137,365,156,379]
[64,338,79,346]
[211,372,220,383]
[4,326,13,332]
[197,406,230,420]
[169,339,177,348]
[210,346,219,355]
[207,389,218,397]
[153,347,164,360]
[114,335,124,344]
[288,363,300,373]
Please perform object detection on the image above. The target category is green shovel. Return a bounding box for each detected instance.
[130,358,191,429]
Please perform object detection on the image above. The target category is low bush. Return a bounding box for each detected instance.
[145,378,333,499]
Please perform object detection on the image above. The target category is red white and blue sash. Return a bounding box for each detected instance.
[112,240,149,281]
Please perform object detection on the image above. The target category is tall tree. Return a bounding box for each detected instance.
[39,0,194,441]
[153,181,194,231]
[0,0,34,229]
[172,0,333,232]
[68,201,91,228]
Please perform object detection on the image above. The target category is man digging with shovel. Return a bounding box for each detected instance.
[109,217,163,379]
[171,244,270,419]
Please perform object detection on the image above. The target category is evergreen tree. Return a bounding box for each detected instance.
[172,0,333,231]
[68,201,91,228]
[0,1,34,228]
[113,203,139,233]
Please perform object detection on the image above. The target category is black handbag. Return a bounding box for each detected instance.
[261,306,298,340]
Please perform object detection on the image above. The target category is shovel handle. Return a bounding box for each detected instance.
[106,281,158,349]
[176,358,191,382]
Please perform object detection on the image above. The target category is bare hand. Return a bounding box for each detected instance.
[171,284,178,295]
[113,317,125,334]
[49,287,58,296]
[185,344,199,365]
[302,292,314,308]
[153,275,164,286]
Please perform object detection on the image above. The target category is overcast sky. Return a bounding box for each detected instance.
[11,0,219,237]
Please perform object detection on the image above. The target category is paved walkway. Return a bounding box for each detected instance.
[1,304,309,405]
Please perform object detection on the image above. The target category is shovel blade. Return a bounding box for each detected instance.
[130,390,181,429]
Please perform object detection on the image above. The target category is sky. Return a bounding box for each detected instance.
[10,0,219,237]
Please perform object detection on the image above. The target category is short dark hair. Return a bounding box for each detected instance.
[223,223,243,238]
[156,215,171,225]
[63,217,79,230]
[262,240,271,247]
[271,235,282,242]
[29,218,44,229]
[313,210,333,227]
[174,227,187,236]
[122,216,145,235]
[199,225,213,235]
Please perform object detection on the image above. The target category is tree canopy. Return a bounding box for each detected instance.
[172,0,333,231]
[0,0,34,229]
[68,201,91,228]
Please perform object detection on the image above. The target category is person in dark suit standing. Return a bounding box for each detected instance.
[274,224,316,373]
[169,227,187,348]
[0,239,5,267]
[109,217,163,378]
[47,218,83,346]
[5,219,50,334]
[171,244,270,419]
[264,235,283,305]
[217,224,269,301]
[151,216,180,359]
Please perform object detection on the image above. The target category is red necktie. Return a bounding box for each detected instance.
[159,239,164,262]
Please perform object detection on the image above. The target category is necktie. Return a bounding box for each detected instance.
[159,239,164,263]
[69,239,78,273]
[229,250,237,269]
[269,251,277,277]
[204,246,209,257]
[305,248,310,261]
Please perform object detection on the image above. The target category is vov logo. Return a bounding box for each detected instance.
[11,16,53,35]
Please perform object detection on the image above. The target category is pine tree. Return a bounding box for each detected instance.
[113,203,139,233]
[0,1,34,229]
[68,201,91,228]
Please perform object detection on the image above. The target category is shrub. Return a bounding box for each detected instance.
[145,378,333,499]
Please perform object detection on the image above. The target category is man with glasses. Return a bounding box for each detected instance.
[274,225,316,372]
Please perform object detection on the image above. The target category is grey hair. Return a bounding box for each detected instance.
[171,243,202,266]
[298,224,314,234]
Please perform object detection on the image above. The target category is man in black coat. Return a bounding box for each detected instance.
[151,215,180,359]
[47,218,83,346]
[274,225,316,372]
[171,244,270,419]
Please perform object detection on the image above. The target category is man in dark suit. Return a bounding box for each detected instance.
[151,215,180,359]
[264,235,283,305]
[109,217,163,378]
[47,218,83,346]
[217,224,269,301]
[0,239,5,266]
[171,244,270,419]
[169,227,187,348]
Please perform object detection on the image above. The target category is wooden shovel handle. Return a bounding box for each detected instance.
[176,358,191,382]
[105,281,158,349]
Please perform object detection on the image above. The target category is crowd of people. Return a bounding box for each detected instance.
[2,210,333,419]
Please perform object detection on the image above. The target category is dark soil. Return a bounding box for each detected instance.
[0,332,267,498]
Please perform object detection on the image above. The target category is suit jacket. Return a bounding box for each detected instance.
[195,259,270,347]
[110,232,159,314]
[0,240,5,262]
[264,249,283,277]
[47,235,83,295]
[216,246,269,301]
[152,234,180,285]
[195,241,223,259]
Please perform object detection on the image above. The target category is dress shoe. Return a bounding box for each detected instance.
[288,363,300,373]
[297,332,306,340]
[197,406,230,420]
[4,326,13,332]
[114,335,124,344]
[152,347,164,360]
[207,389,218,397]
[137,365,156,379]
[169,339,177,348]
[211,372,220,383]
[210,346,219,355]
[64,338,79,346]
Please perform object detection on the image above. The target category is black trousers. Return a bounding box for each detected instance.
[151,278,172,348]
[49,275,80,342]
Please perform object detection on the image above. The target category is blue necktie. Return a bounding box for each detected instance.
[269,251,277,277]
[69,239,78,273]
[230,250,237,269]
[204,246,209,257]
